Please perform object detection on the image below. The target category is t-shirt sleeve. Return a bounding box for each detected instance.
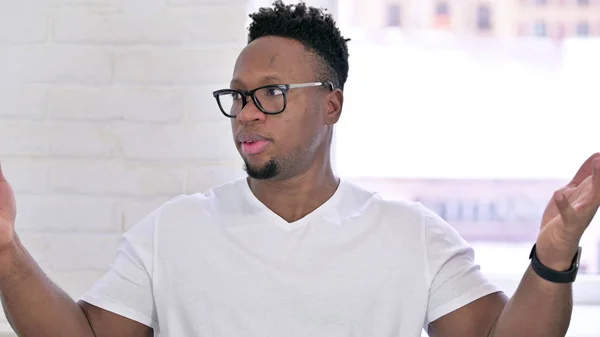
[421,205,502,326]
[79,209,159,329]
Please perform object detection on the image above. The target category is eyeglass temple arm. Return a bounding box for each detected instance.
[287,82,335,90]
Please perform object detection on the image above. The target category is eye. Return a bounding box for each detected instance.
[231,92,242,100]
[266,87,284,96]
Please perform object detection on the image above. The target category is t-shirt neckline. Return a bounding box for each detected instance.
[238,177,347,231]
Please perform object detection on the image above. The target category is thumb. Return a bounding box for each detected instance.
[0,161,5,182]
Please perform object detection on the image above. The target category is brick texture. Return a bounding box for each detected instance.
[0,0,249,330]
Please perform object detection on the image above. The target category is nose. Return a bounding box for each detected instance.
[235,97,266,124]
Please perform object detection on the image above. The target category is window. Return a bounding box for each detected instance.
[386,3,402,27]
[556,23,566,39]
[517,23,527,36]
[476,5,492,31]
[533,20,547,36]
[336,0,600,334]
[436,1,450,16]
[434,1,451,28]
[576,22,590,36]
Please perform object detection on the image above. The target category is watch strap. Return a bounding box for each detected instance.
[529,243,581,283]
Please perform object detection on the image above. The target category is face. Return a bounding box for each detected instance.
[228,36,343,181]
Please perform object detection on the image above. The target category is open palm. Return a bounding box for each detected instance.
[537,153,600,266]
[0,162,17,249]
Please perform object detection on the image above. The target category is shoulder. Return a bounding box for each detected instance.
[124,178,248,238]
[342,180,449,234]
[157,177,248,215]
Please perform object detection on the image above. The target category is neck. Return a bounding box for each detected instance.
[248,161,339,223]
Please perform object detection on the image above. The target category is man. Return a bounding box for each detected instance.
[0,1,598,336]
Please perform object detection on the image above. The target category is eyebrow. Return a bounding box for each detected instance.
[230,75,283,88]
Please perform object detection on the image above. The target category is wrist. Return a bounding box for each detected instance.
[534,242,579,272]
[0,234,26,279]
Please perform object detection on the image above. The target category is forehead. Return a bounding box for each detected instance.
[232,36,317,86]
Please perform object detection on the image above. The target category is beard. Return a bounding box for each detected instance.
[243,158,280,180]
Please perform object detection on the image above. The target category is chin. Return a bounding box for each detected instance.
[244,158,279,180]
[242,155,267,167]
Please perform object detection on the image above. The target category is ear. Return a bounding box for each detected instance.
[323,88,344,125]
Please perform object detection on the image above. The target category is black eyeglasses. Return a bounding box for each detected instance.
[212,82,334,118]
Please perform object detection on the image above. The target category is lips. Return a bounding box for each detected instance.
[237,133,269,143]
[241,140,270,155]
[236,131,271,156]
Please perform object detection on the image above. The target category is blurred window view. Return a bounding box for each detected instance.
[386,3,402,27]
[577,21,590,36]
[332,0,600,334]
[534,20,547,36]
[476,5,492,32]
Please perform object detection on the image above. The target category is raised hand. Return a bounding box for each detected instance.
[536,153,600,270]
[0,162,17,251]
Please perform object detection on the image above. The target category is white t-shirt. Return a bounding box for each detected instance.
[80,177,500,337]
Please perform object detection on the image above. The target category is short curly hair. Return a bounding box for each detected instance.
[247,0,350,90]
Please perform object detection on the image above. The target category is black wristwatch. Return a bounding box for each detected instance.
[529,244,582,283]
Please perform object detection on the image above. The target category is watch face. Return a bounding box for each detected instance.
[574,246,583,268]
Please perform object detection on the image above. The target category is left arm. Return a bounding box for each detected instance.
[488,264,573,337]
[429,265,572,337]
[430,153,600,337]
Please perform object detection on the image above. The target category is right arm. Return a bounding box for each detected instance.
[0,162,152,337]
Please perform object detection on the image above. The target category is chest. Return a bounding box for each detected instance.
[152,220,429,336]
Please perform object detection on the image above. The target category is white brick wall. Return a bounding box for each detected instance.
[0,0,248,332]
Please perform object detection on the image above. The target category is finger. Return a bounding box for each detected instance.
[592,157,600,202]
[555,187,598,235]
[568,152,600,187]
[0,161,6,183]
[554,189,578,224]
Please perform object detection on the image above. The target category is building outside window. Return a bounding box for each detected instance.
[576,21,590,36]
[434,1,451,28]
[556,23,566,39]
[476,4,492,31]
[386,3,402,27]
[534,20,547,36]
[436,1,449,15]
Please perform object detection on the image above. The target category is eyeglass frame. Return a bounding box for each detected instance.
[212,81,335,118]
